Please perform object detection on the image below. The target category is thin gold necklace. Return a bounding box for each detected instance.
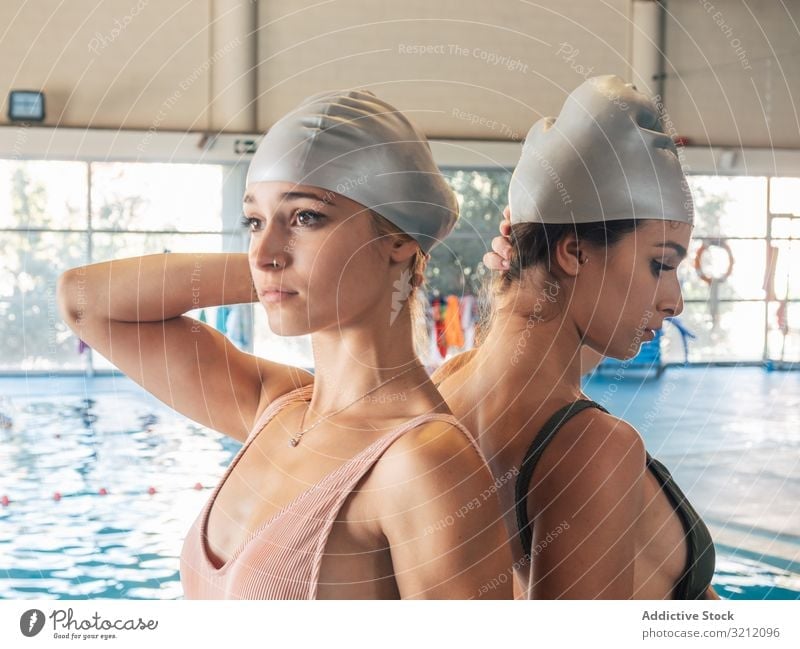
[288,363,421,447]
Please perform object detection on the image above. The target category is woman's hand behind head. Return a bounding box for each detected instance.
[482,206,513,271]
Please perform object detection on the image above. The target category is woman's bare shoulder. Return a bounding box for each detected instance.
[367,417,484,491]
[430,349,478,386]
[362,417,494,533]
[532,406,646,491]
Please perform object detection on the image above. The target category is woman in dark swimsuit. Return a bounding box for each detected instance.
[432,75,717,599]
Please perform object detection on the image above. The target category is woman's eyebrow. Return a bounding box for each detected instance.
[655,242,687,259]
[242,191,336,206]
[281,191,336,205]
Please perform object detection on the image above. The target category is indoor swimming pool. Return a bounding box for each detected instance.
[1,367,798,600]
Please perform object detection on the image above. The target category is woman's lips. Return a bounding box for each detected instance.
[259,289,298,304]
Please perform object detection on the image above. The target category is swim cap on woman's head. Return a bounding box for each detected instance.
[246,89,458,253]
[508,75,694,226]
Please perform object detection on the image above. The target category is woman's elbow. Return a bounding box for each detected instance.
[56,268,88,327]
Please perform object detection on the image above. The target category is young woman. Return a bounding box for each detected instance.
[58,89,512,599]
[432,76,717,599]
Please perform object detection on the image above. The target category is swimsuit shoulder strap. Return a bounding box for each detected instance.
[514,399,610,557]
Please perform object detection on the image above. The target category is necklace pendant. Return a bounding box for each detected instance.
[288,437,299,448]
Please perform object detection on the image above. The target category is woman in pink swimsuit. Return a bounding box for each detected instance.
[58,90,513,599]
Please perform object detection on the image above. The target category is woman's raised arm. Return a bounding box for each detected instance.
[57,252,313,441]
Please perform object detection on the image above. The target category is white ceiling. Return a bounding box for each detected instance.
[0,1,797,149]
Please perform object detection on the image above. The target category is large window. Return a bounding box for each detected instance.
[1,161,89,370]
[4,159,799,372]
[0,160,232,372]
[662,176,800,364]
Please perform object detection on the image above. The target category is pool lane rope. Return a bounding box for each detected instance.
[1,482,207,507]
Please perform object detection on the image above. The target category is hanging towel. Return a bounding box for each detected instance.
[432,297,447,358]
[422,295,442,369]
[444,295,464,349]
[216,306,230,332]
[226,305,247,349]
[777,300,789,335]
[460,294,476,349]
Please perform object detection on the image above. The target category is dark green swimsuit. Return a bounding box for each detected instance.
[514,399,716,599]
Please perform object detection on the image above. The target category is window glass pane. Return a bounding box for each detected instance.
[427,238,489,298]
[687,175,767,238]
[447,169,510,240]
[770,216,800,239]
[770,177,800,216]
[679,239,765,301]
[663,302,765,362]
[767,301,800,363]
[90,163,224,232]
[0,160,87,229]
[428,169,510,297]
[768,240,800,301]
[0,231,87,369]
[90,232,224,262]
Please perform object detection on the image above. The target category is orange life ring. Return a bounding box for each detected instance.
[694,240,734,284]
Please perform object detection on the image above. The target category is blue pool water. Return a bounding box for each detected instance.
[0,368,798,599]
[0,376,238,599]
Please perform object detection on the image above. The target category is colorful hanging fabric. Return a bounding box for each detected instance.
[460,294,476,349]
[432,297,447,358]
[226,305,250,349]
[216,306,230,332]
[764,245,779,302]
[777,300,789,335]
[444,295,465,349]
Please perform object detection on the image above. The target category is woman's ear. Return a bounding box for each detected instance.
[388,236,421,265]
[552,233,585,278]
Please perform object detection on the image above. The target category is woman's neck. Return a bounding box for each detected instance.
[308,313,434,415]
[475,287,585,402]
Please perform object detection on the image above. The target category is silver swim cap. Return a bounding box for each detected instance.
[509,75,694,226]
[246,89,458,253]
